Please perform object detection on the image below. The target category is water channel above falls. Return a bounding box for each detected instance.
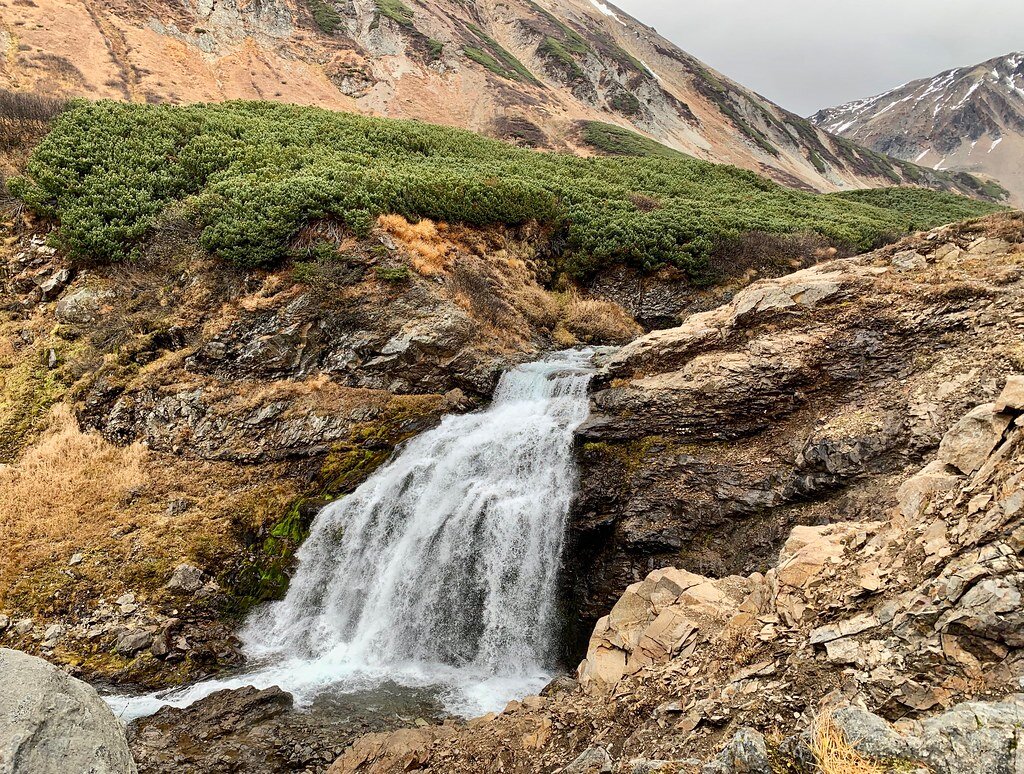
[107,349,599,723]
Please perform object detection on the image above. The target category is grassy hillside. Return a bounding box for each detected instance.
[9,100,1004,278]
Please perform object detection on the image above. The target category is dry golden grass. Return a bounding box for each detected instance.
[0,404,145,547]
[809,712,886,774]
[558,292,642,344]
[0,401,300,615]
[378,214,451,276]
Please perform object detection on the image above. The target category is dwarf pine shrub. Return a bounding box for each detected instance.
[10,100,1004,277]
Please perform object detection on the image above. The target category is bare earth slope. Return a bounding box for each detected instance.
[0,0,987,196]
[813,53,1024,205]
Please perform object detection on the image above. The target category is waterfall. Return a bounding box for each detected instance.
[108,349,596,721]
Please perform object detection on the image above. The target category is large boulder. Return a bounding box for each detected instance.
[0,648,136,774]
[833,696,1024,774]
[577,566,760,693]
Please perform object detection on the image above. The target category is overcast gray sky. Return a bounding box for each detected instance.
[613,0,1023,115]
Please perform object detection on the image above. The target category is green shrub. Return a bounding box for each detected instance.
[827,188,1004,232]
[374,0,414,28]
[376,266,410,282]
[307,0,342,33]
[11,100,1005,279]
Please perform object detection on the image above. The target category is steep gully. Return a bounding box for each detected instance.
[108,349,601,722]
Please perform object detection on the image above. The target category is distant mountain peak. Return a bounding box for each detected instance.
[812,52,1024,203]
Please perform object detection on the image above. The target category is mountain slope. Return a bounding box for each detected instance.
[0,0,994,198]
[813,52,1024,204]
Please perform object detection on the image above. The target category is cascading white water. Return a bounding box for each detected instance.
[108,349,596,721]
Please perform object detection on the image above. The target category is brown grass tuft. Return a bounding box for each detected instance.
[559,293,642,344]
[378,214,451,276]
[0,404,146,547]
[809,712,886,774]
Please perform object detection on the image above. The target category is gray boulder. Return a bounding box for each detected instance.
[831,696,1024,774]
[565,746,613,773]
[905,695,1024,774]
[702,728,772,774]
[55,287,112,324]
[165,564,204,594]
[0,647,136,773]
[831,705,911,760]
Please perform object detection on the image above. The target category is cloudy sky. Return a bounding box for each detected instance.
[613,0,1023,115]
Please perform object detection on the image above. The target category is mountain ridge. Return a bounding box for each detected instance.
[0,0,998,199]
[812,52,1024,204]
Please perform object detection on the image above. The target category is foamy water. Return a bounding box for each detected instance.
[107,350,596,723]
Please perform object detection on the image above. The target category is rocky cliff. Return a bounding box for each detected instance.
[568,212,1024,630]
[328,212,1024,773]
[813,52,1024,205]
[0,0,993,198]
[0,211,638,687]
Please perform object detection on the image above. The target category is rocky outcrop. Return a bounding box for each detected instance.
[128,686,427,774]
[337,368,1024,772]
[0,647,136,774]
[568,212,1024,626]
[578,567,760,693]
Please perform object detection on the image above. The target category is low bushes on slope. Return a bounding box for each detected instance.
[9,100,1004,278]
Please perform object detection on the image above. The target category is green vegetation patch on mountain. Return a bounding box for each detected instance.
[462,23,541,85]
[580,121,687,160]
[10,100,1005,278]
[373,0,415,29]
[831,188,1006,227]
[307,0,343,34]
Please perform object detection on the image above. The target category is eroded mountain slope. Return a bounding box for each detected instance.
[0,0,995,197]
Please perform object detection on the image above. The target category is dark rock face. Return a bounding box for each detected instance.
[128,685,431,774]
[566,216,1024,628]
[586,265,699,330]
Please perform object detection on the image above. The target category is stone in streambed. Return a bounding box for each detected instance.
[114,630,152,656]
